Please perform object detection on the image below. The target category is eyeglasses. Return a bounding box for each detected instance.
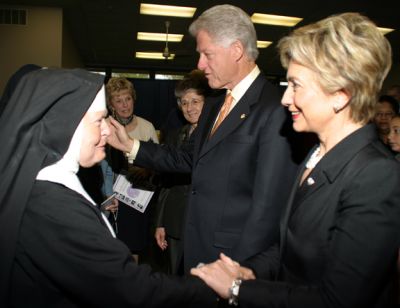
[178,98,203,108]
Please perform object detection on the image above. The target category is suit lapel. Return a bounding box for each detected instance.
[279,124,379,257]
[295,125,378,210]
[291,170,326,213]
[199,99,250,158]
[279,167,302,258]
[279,145,320,233]
[197,97,223,155]
[198,74,266,159]
[279,154,328,259]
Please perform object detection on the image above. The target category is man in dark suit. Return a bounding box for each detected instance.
[108,4,301,273]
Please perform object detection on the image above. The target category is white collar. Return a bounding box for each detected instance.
[36,86,116,237]
[230,65,260,103]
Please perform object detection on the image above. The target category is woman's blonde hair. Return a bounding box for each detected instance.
[105,77,136,105]
[278,12,392,124]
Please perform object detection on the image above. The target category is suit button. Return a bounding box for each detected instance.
[191,190,196,195]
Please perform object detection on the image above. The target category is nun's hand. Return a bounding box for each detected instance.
[107,117,134,152]
[191,257,235,299]
[191,253,256,299]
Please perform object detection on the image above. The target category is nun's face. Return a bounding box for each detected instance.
[79,110,110,167]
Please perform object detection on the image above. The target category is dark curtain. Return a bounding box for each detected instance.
[129,79,186,130]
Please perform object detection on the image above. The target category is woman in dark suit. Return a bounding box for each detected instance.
[191,12,400,308]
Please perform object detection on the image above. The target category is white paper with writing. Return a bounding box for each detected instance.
[113,174,154,213]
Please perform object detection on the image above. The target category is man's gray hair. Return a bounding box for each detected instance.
[189,4,259,61]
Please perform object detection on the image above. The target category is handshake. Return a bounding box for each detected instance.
[190,253,255,300]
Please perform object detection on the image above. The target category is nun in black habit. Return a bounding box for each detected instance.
[0,67,214,308]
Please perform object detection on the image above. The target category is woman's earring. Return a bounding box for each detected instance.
[333,105,340,113]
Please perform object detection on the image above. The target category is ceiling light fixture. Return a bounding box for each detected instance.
[140,3,196,18]
[136,52,175,60]
[257,40,273,48]
[251,13,302,27]
[137,32,183,42]
[377,27,395,35]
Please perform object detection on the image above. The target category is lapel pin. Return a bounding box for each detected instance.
[306,177,315,186]
[240,114,246,119]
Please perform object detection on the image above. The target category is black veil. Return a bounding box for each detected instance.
[0,64,41,116]
[0,67,104,303]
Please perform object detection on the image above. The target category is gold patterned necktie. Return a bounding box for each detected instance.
[210,93,233,136]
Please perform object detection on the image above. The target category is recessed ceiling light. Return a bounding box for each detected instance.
[251,13,302,27]
[140,3,196,18]
[137,32,183,42]
[377,27,395,35]
[257,40,273,48]
[136,52,175,60]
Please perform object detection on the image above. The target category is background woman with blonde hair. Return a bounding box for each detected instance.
[103,77,159,263]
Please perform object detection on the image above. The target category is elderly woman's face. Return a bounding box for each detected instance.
[79,110,110,167]
[281,61,338,135]
[109,89,134,119]
[388,117,400,153]
[179,89,205,125]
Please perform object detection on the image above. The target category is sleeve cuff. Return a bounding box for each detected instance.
[125,139,140,164]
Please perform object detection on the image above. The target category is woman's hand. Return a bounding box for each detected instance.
[155,227,168,250]
[106,116,134,152]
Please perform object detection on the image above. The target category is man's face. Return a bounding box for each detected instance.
[195,30,236,90]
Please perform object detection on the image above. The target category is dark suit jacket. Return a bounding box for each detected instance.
[136,73,302,272]
[155,124,193,239]
[240,124,400,308]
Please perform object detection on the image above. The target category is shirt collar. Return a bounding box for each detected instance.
[230,65,260,103]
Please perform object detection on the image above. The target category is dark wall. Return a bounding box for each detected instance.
[128,78,185,131]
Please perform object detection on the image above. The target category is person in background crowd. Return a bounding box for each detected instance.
[388,114,400,307]
[0,67,215,307]
[192,12,400,308]
[154,69,211,274]
[387,84,400,106]
[388,115,400,160]
[102,77,159,263]
[107,4,303,273]
[373,95,399,144]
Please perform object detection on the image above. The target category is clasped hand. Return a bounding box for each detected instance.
[190,253,255,298]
